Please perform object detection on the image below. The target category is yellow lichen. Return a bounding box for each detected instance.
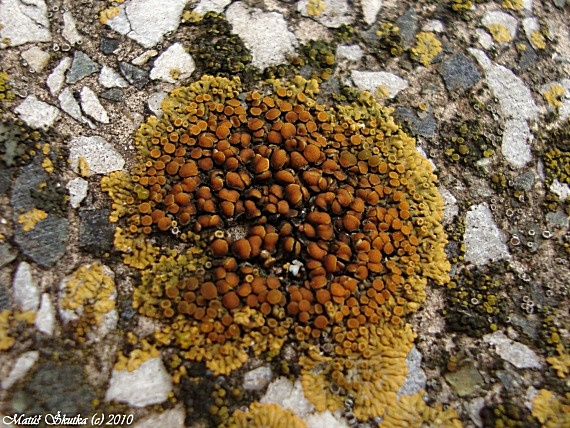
[487,24,512,43]
[307,0,327,17]
[0,310,36,351]
[531,30,546,50]
[17,208,48,232]
[114,334,160,371]
[224,402,306,428]
[502,0,523,10]
[546,344,570,378]
[78,156,90,177]
[61,263,116,338]
[375,85,390,99]
[410,32,442,66]
[544,84,566,108]
[103,75,451,422]
[378,390,463,427]
[41,157,54,173]
[532,389,570,428]
[99,6,121,25]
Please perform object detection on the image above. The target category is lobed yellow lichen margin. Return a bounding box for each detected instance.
[378,390,463,428]
[223,402,307,428]
[17,208,48,232]
[532,389,570,428]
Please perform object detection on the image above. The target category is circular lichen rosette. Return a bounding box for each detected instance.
[102,75,450,421]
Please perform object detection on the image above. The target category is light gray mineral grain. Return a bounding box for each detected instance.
[66,177,88,208]
[243,366,273,391]
[476,28,494,50]
[362,0,383,26]
[226,3,298,69]
[469,49,538,121]
[14,95,60,129]
[99,66,129,88]
[0,0,51,48]
[440,187,459,225]
[423,19,445,33]
[1,351,39,390]
[105,358,172,407]
[297,0,353,28]
[558,79,570,121]
[351,70,408,99]
[483,331,541,369]
[106,0,187,48]
[194,0,232,15]
[35,293,56,336]
[261,377,315,417]
[150,43,195,83]
[522,18,541,48]
[66,51,100,84]
[47,57,72,96]
[59,87,94,128]
[336,44,363,62]
[21,47,50,72]
[482,11,518,41]
[69,136,125,175]
[464,203,510,266]
[62,11,83,45]
[398,346,427,397]
[132,50,158,66]
[13,261,40,312]
[550,179,570,201]
[502,119,533,168]
[80,87,109,124]
[147,91,168,118]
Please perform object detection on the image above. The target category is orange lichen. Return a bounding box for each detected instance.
[102,75,450,420]
[224,402,306,428]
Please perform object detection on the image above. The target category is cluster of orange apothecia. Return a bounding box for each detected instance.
[103,75,450,420]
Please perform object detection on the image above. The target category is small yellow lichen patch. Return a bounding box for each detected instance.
[411,32,442,66]
[487,24,512,43]
[375,85,390,99]
[182,10,202,23]
[18,208,48,232]
[502,0,523,10]
[114,227,159,269]
[115,334,160,372]
[78,156,90,177]
[41,157,54,173]
[547,344,570,378]
[99,6,121,25]
[169,69,181,80]
[224,402,307,428]
[42,143,50,155]
[531,30,546,50]
[307,0,327,17]
[532,389,570,428]
[544,84,566,108]
[0,310,36,351]
[61,263,116,338]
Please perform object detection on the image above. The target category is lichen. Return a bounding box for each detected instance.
[102,74,450,423]
[544,84,566,108]
[487,24,512,43]
[411,32,442,66]
[0,310,36,351]
[224,402,306,428]
[17,208,48,232]
[378,390,463,427]
[532,389,570,428]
